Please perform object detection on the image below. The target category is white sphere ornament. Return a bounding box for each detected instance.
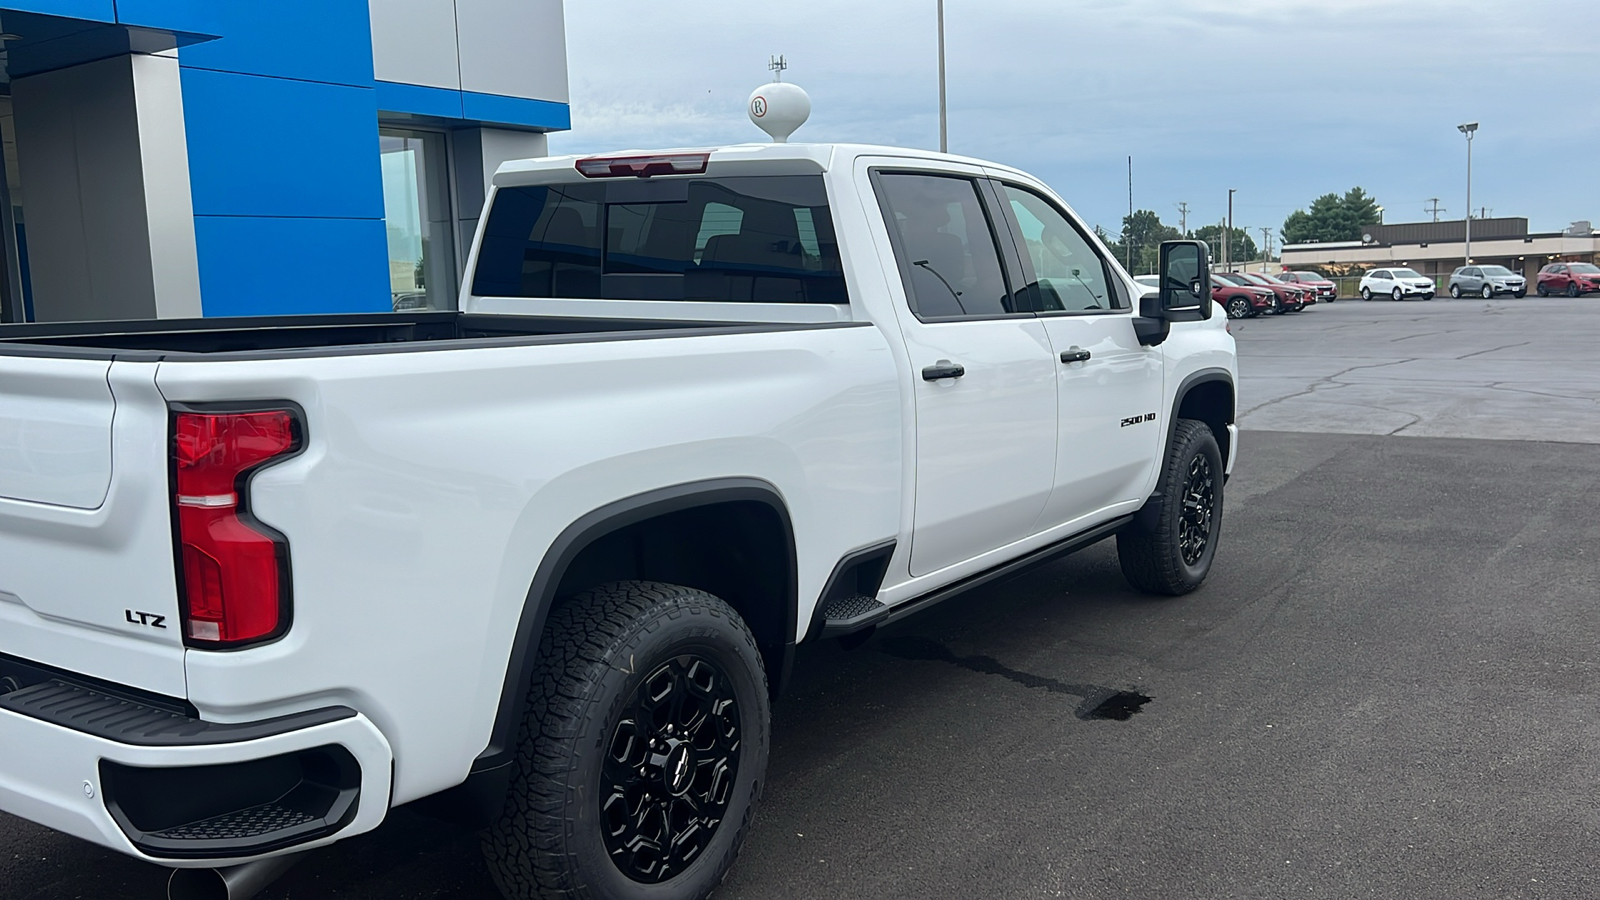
[748,81,811,143]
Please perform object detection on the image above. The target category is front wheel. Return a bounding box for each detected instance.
[1118,419,1224,596]
[1361,287,1372,301]
[1226,296,1251,319]
[1482,284,1494,299]
[483,581,770,900]
[1391,287,1404,301]
[1513,290,1526,298]
[1568,283,1581,298]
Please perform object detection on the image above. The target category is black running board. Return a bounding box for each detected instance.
[879,516,1134,630]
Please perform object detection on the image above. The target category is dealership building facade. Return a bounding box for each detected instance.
[0,0,570,324]
[1280,218,1600,279]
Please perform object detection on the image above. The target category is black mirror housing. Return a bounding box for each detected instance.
[1159,240,1212,322]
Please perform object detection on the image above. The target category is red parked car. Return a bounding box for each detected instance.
[1277,270,1338,302]
[1210,273,1278,318]
[1233,272,1307,311]
[1536,262,1600,297]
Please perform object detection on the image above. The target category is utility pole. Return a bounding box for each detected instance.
[1177,201,1189,236]
[1225,190,1236,271]
[1260,227,1272,271]
[1126,157,1133,271]
[1426,198,1444,222]
[936,0,947,153]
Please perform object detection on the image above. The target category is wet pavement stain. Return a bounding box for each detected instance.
[879,636,1151,721]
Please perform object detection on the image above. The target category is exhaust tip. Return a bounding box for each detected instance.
[168,868,228,900]
[167,854,302,900]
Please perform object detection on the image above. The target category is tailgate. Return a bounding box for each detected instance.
[0,357,187,697]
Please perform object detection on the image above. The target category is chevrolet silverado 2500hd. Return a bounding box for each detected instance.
[0,143,1237,900]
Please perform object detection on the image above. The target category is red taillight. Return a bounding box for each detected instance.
[172,409,301,647]
[574,152,710,179]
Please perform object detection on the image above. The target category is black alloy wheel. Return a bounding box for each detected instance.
[1178,453,1217,567]
[1568,283,1581,298]
[1226,296,1251,319]
[601,655,743,884]
[483,582,770,900]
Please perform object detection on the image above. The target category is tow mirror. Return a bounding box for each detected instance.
[1159,240,1211,321]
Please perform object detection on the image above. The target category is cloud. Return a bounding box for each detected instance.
[552,0,1600,234]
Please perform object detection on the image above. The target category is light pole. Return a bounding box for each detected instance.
[1457,122,1477,265]
[937,0,947,153]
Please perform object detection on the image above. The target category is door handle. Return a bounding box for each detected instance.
[1060,347,1092,363]
[921,361,966,381]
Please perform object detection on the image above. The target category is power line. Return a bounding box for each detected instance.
[1426,198,1445,222]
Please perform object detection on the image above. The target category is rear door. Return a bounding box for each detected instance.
[868,166,1059,577]
[987,178,1164,525]
[0,355,187,697]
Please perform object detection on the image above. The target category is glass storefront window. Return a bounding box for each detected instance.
[380,129,455,312]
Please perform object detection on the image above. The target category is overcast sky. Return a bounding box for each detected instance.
[550,0,1599,244]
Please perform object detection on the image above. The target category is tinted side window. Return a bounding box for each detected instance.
[472,176,848,304]
[875,173,1015,318]
[1371,271,1389,279]
[1000,185,1121,312]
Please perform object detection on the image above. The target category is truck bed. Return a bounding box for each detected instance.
[0,311,805,359]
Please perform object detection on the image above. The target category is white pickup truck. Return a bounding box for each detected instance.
[0,143,1236,900]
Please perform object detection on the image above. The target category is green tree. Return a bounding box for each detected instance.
[1119,209,1181,274]
[1281,187,1382,244]
[1192,224,1258,266]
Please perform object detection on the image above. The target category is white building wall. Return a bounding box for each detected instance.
[368,0,570,104]
[368,0,463,90]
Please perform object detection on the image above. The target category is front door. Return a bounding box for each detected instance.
[871,169,1059,577]
[987,181,1164,527]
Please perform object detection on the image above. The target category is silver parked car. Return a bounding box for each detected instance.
[1449,265,1526,299]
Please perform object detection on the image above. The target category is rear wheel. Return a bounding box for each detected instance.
[1361,287,1372,301]
[1568,283,1581,298]
[1391,287,1403,301]
[1226,296,1250,319]
[1537,284,1549,297]
[1450,284,1462,298]
[483,581,770,900]
[1118,419,1224,596]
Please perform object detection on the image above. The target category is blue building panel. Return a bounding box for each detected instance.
[182,68,386,220]
[375,81,464,120]
[193,216,392,317]
[112,0,219,35]
[462,91,571,131]
[172,0,374,87]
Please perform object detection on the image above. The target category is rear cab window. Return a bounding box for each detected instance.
[472,175,848,305]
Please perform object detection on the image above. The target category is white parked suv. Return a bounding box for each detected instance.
[1360,267,1436,301]
[0,143,1237,900]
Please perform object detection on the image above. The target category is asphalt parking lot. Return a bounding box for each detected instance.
[6,297,1600,900]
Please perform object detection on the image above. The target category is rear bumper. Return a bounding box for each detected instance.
[0,684,392,868]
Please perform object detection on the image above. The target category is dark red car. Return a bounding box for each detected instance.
[1536,262,1600,297]
[1209,273,1277,318]
[1233,272,1307,311]
[1277,270,1338,302]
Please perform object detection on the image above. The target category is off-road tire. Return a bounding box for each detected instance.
[1118,419,1224,596]
[483,581,770,900]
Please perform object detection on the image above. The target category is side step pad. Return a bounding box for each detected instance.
[820,594,889,639]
